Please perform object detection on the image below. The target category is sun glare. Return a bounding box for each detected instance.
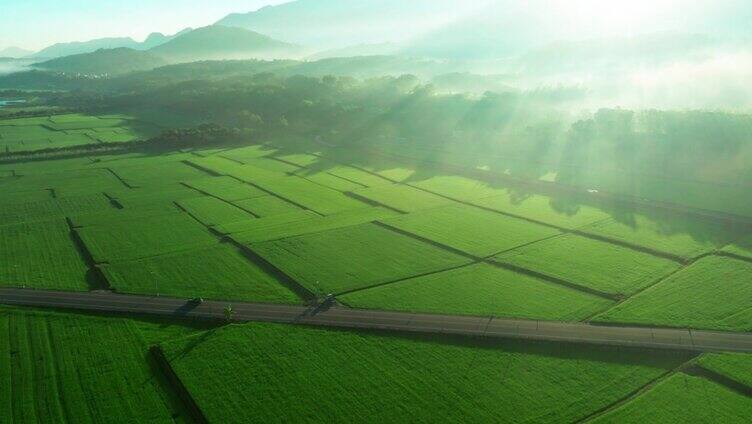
[551,0,681,38]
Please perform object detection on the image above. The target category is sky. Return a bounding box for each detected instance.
[0,0,290,51]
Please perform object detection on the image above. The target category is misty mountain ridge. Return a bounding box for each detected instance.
[216,0,482,49]
[0,47,34,58]
[29,28,191,59]
[149,25,303,63]
[35,47,168,75]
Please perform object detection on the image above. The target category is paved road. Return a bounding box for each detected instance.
[2,288,752,353]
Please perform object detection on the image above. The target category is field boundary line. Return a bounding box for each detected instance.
[177,182,261,218]
[149,345,209,424]
[577,357,699,423]
[171,200,315,303]
[335,262,477,297]
[375,221,619,301]
[686,364,752,397]
[715,250,752,264]
[342,191,406,214]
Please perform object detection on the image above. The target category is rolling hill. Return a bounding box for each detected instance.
[149,25,302,63]
[35,48,168,75]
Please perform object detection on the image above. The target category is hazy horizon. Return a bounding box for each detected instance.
[0,0,289,51]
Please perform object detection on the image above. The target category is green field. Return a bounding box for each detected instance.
[493,234,681,296]
[214,210,318,235]
[231,207,397,244]
[159,322,688,423]
[722,235,752,260]
[595,256,752,331]
[251,175,366,215]
[342,263,612,319]
[101,244,300,302]
[183,175,267,202]
[0,219,90,291]
[350,184,455,212]
[382,204,560,257]
[698,353,752,388]
[110,161,208,188]
[250,223,471,294]
[581,215,740,259]
[233,194,303,217]
[469,192,611,229]
[0,309,182,423]
[592,373,752,423]
[76,213,217,263]
[177,196,254,227]
[0,113,154,154]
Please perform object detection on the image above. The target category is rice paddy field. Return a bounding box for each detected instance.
[698,353,752,388]
[250,223,472,294]
[492,234,681,296]
[594,256,752,331]
[100,244,300,302]
[591,373,752,423]
[158,322,695,423]
[1,119,752,422]
[0,113,157,154]
[341,263,613,320]
[0,308,188,423]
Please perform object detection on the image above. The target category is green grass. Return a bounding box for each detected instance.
[76,213,217,263]
[160,322,688,423]
[107,185,202,210]
[0,309,182,423]
[470,192,611,229]
[231,207,398,244]
[110,161,208,188]
[594,256,752,331]
[250,223,471,294]
[251,176,366,215]
[68,208,183,228]
[101,244,300,303]
[351,184,455,212]
[698,353,752,388]
[342,263,612,320]
[233,195,303,217]
[177,196,254,227]
[493,234,681,296]
[219,145,273,162]
[309,162,392,187]
[382,204,560,257]
[183,175,266,202]
[0,219,90,291]
[582,215,739,259]
[410,175,506,201]
[214,210,319,235]
[592,373,752,423]
[722,235,752,260]
[299,171,365,191]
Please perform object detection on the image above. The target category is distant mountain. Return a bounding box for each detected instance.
[217,0,478,49]
[140,29,192,50]
[30,37,140,59]
[35,48,168,75]
[29,29,190,59]
[0,47,33,58]
[307,43,401,60]
[149,25,302,63]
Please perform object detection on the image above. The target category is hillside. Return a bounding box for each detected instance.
[35,48,168,75]
[149,25,302,62]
